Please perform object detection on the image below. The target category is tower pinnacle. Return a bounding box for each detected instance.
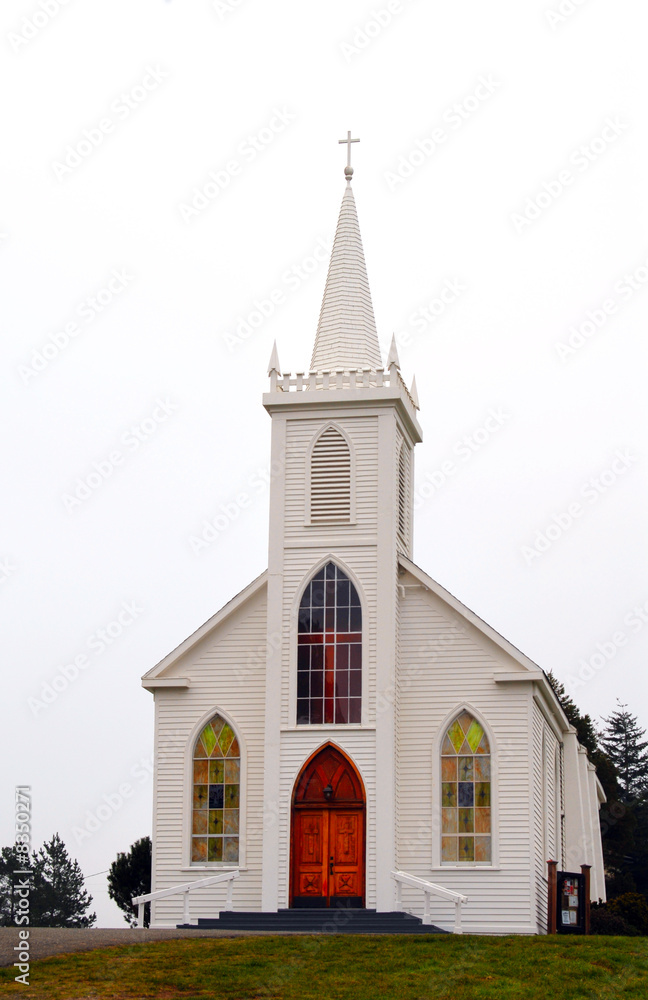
[338,130,360,183]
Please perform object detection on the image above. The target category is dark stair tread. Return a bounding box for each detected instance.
[176,909,447,934]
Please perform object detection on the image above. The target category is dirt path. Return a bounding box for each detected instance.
[0,926,275,966]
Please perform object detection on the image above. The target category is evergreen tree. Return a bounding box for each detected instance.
[30,834,96,927]
[546,673,641,900]
[600,702,648,801]
[107,837,151,926]
[0,846,30,926]
[546,671,599,755]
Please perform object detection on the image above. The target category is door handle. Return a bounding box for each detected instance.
[329,856,334,875]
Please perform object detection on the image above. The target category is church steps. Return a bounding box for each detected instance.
[176,909,447,934]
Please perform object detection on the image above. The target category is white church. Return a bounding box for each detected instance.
[141,140,606,934]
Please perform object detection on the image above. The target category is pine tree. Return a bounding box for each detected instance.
[600,702,648,801]
[546,671,599,755]
[0,846,30,926]
[30,834,96,927]
[108,837,151,926]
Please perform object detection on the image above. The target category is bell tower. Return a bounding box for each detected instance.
[261,136,422,911]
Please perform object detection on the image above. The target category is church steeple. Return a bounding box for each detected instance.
[310,135,382,372]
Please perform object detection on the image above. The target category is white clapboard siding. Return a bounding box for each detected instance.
[396,575,538,933]
[151,586,267,925]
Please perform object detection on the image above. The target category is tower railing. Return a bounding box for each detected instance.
[268,365,417,410]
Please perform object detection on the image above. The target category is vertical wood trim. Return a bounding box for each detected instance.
[547,860,558,934]
[374,410,397,910]
[581,864,591,934]
[262,414,287,911]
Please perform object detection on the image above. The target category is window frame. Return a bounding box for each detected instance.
[432,706,498,870]
[185,708,247,869]
[291,558,366,728]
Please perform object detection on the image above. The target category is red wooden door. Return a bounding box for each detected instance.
[291,744,365,907]
[329,809,363,900]
[293,811,327,900]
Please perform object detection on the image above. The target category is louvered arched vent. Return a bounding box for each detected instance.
[398,442,409,541]
[310,427,351,523]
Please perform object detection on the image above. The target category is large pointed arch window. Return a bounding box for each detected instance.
[441,711,491,864]
[191,714,240,864]
[297,562,361,725]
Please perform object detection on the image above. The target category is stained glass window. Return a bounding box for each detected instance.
[297,562,361,725]
[191,714,240,864]
[441,711,491,864]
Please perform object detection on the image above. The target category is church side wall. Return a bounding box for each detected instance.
[531,701,560,934]
[396,583,538,934]
[150,588,267,926]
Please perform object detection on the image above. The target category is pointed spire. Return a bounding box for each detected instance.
[410,375,419,409]
[310,183,382,373]
[267,340,280,374]
[386,334,400,369]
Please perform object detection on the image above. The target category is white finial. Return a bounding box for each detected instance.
[338,130,360,183]
[268,341,280,374]
[410,374,419,409]
[387,334,400,369]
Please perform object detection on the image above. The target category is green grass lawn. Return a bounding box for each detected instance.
[0,934,647,1000]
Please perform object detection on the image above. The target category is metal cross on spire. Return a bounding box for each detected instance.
[338,130,359,181]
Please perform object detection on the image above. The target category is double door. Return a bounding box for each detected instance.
[292,807,364,907]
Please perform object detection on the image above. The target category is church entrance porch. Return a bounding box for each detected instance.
[290,744,366,908]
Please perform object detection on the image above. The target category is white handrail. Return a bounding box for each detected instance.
[392,870,468,934]
[132,869,240,928]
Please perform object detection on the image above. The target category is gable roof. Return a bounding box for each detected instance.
[398,555,572,732]
[141,570,267,688]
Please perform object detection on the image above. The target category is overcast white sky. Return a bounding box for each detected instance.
[1,0,646,927]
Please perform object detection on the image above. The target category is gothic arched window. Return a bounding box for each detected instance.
[191,714,240,864]
[310,427,351,523]
[441,711,491,864]
[297,562,361,725]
